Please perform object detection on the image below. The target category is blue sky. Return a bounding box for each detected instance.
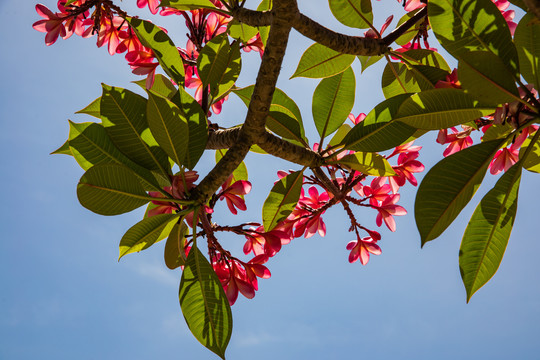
[1,1,539,359]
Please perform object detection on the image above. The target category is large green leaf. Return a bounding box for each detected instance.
[179,246,232,359]
[234,86,307,145]
[119,213,180,259]
[313,67,355,141]
[197,34,241,99]
[171,87,208,169]
[164,222,189,269]
[159,0,217,10]
[291,43,355,79]
[342,93,416,152]
[381,62,435,98]
[428,0,519,74]
[127,17,185,86]
[101,84,170,176]
[77,163,153,215]
[134,74,177,99]
[328,0,373,29]
[228,19,259,43]
[262,170,304,231]
[458,51,520,106]
[416,139,506,245]
[331,152,396,176]
[395,88,496,130]
[399,49,452,71]
[146,90,189,167]
[459,162,522,302]
[514,13,540,90]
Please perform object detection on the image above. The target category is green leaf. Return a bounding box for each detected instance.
[400,49,451,71]
[343,93,417,152]
[119,213,180,259]
[197,34,234,96]
[234,86,307,145]
[291,43,355,79]
[212,41,242,99]
[514,13,540,90]
[228,19,259,43]
[179,246,232,359]
[164,222,189,269]
[134,74,177,99]
[428,0,519,74]
[328,0,373,29]
[458,51,520,106]
[127,17,185,86]
[51,140,72,156]
[416,139,506,245]
[159,0,217,10]
[146,90,189,167]
[459,162,522,302]
[101,84,170,176]
[77,163,152,215]
[381,62,435,98]
[357,54,383,73]
[395,88,496,130]
[257,0,272,46]
[482,123,513,143]
[332,152,396,176]
[262,170,304,231]
[171,87,208,169]
[395,9,426,46]
[520,133,540,173]
[313,67,355,141]
[76,97,101,118]
[329,123,352,147]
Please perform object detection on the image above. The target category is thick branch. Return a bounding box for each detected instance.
[382,7,427,45]
[191,0,296,203]
[231,7,272,26]
[206,128,324,167]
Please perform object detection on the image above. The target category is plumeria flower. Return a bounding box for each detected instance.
[364,15,393,39]
[243,226,288,257]
[218,175,252,215]
[346,236,381,265]
[493,0,517,35]
[242,34,265,57]
[396,0,426,11]
[435,69,461,89]
[137,0,161,15]
[348,112,366,125]
[33,4,68,45]
[292,187,329,238]
[374,194,407,232]
[489,146,519,175]
[387,151,425,193]
[147,172,199,217]
[437,126,474,157]
[358,177,391,203]
[96,16,127,55]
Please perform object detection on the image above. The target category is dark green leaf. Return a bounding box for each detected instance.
[146,90,189,167]
[400,49,451,71]
[514,13,540,90]
[331,152,395,176]
[197,34,231,91]
[343,93,417,152]
[458,51,520,106]
[416,139,506,245]
[134,74,177,99]
[127,17,185,86]
[428,0,519,74]
[119,213,180,259]
[460,162,522,302]
[291,43,355,79]
[395,88,496,129]
[382,62,435,98]
[313,67,355,141]
[507,0,527,11]
[262,170,304,231]
[164,222,189,269]
[179,246,232,359]
[101,84,170,176]
[77,163,152,215]
[328,0,373,29]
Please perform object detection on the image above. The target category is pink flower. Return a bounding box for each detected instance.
[397,0,426,11]
[387,151,425,193]
[242,34,264,57]
[348,113,366,125]
[219,175,252,215]
[346,236,381,265]
[435,69,461,89]
[292,187,329,238]
[243,226,289,257]
[137,0,161,14]
[437,126,474,157]
[358,177,391,202]
[33,4,67,45]
[364,15,393,38]
[374,194,407,232]
[96,16,127,55]
[147,172,199,217]
[489,147,519,175]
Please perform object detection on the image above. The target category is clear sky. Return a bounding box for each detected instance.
[1,1,539,359]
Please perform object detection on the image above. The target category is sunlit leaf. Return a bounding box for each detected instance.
[313,67,355,141]
[262,170,304,231]
[416,139,506,245]
[165,222,189,269]
[134,74,177,99]
[514,13,540,90]
[51,140,72,156]
[179,246,232,359]
[75,96,101,118]
[358,54,383,72]
[228,19,259,42]
[127,17,185,86]
[332,152,396,176]
[119,213,180,259]
[159,0,217,10]
[381,62,435,98]
[328,0,373,29]
[291,43,355,79]
[520,133,540,173]
[460,162,522,302]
